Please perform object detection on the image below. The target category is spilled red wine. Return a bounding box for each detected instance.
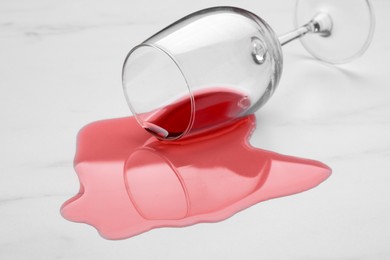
[61,89,331,239]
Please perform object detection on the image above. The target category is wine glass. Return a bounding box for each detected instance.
[122,0,375,140]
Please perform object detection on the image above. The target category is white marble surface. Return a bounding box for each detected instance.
[1,0,389,259]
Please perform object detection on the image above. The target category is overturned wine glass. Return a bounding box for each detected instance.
[122,0,375,140]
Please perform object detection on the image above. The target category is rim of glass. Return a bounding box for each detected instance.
[294,0,375,64]
[122,43,195,141]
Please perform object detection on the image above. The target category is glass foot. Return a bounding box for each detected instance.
[295,0,375,64]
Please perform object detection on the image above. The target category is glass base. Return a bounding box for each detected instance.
[295,0,375,64]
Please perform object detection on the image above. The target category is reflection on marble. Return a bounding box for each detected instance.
[1,0,390,259]
[61,116,330,239]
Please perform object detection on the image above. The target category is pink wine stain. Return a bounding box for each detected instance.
[61,89,331,240]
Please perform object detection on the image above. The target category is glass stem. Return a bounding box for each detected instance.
[278,24,311,46]
[278,13,333,46]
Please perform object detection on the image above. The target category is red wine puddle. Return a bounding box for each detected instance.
[61,89,331,240]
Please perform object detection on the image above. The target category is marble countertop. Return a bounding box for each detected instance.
[1,0,389,259]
